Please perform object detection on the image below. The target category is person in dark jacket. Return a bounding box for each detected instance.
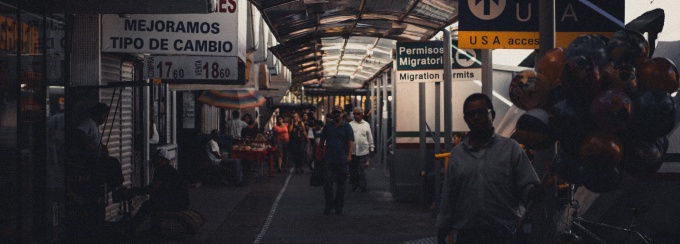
[128,148,190,234]
[319,105,354,215]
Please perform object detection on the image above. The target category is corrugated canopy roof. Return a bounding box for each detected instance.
[251,0,459,89]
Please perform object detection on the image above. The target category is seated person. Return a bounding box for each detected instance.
[208,129,246,186]
[128,148,190,234]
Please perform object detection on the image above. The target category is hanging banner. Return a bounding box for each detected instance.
[101,0,246,60]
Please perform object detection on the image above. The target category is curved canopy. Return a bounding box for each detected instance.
[251,0,459,89]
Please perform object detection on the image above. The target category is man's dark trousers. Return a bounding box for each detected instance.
[349,155,367,191]
[323,164,348,212]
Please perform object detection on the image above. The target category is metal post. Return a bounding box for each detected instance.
[443,29,453,152]
[481,50,493,98]
[370,81,376,134]
[390,71,396,156]
[374,78,382,166]
[419,82,426,175]
[538,0,556,62]
[433,81,441,206]
[381,73,388,168]
[143,80,151,185]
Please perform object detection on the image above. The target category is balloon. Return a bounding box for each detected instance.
[579,131,623,171]
[674,92,680,133]
[620,136,667,178]
[566,34,608,66]
[545,85,566,112]
[582,166,623,193]
[560,56,603,104]
[607,29,650,67]
[630,89,676,139]
[637,57,680,94]
[512,108,554,150]
[552,145,585,184]
[535,47,566,88]
[509,69,550,110]
[550,99,596,150]
[601,62,638,96]
[590,90,632,132]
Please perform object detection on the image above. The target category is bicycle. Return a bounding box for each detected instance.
[552,184,654,244]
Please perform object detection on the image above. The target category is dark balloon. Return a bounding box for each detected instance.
[607,29,650,67]
[552,145,585,184]
[550,99,596,149]
[566,34,608,66]
[513,108,554,150]
[630,89,676,139]
[637,57,680,94]
[535,47,566,88]
[509,69,550,111]
[620,137,667,178]
[582,166,623,193]
[590,90,632,132]
[579,131,623,171]
[601,62,638,96]
[560,56,603,104]
[545,85,566,112]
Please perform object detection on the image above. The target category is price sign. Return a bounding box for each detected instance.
[144,55,238,80]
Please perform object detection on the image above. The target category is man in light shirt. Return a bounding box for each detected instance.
[348,107,374,192]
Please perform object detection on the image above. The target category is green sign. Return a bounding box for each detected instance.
[396,40,481,83]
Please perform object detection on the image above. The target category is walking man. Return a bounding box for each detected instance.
[319,105,354,215]
[348,107,374,192]
[436,93,542,244]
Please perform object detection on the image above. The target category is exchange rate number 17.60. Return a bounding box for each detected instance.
[156,62,185,79]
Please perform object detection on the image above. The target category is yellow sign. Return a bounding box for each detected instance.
[458,31,539,49]
[458,31,616,50]
[555,32,616,48]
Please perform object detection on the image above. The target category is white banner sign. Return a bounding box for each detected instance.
[102,1,240,57]
[396,68,482,83]
[145,55,238,80]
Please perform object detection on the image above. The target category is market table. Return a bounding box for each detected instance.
[231,146,276,177]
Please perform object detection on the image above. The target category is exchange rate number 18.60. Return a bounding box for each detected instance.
[202,62,231,79]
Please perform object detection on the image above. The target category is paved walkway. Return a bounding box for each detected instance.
[123,166,438,244]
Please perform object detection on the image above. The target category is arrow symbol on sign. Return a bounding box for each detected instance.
[476,0,501,15]
[457,52,472,62]
[453,46,481,67]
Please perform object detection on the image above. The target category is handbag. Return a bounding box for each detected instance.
[309,159,325,186]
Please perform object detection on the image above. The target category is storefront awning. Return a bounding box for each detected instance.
[25,0,216,14]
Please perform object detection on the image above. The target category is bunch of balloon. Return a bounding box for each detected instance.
[509,30,679,193]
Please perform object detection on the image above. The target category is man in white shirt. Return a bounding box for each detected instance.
[229,110,247,140]
[348,107,374,192]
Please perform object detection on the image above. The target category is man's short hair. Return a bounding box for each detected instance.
[463,93,494,111]
[232,110,240,118]
[90,102,110,117]
[353,106,363,113]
